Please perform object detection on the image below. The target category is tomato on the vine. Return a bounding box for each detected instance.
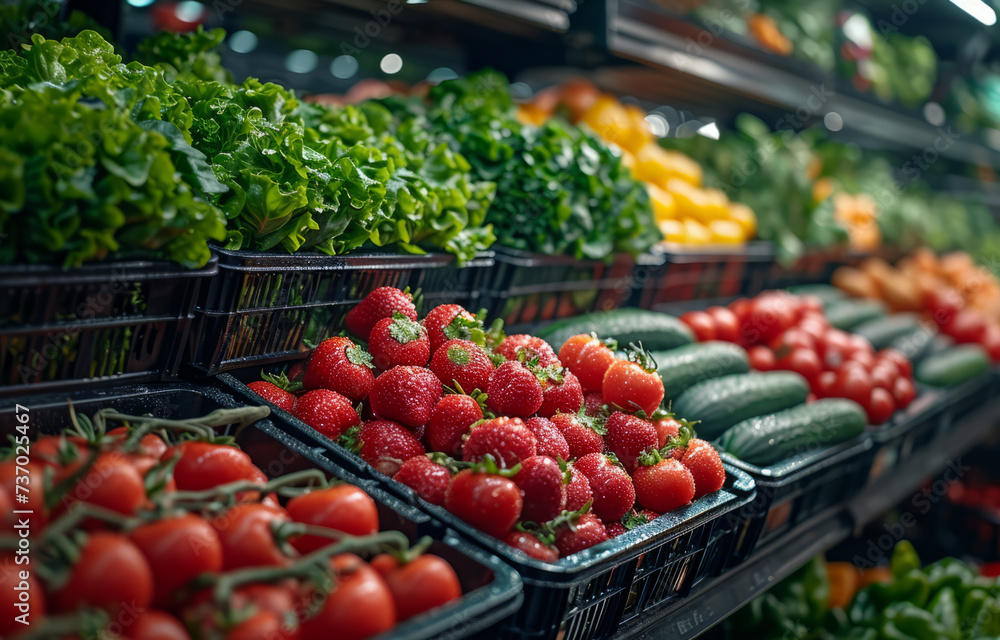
[298,554,396,640]
[776,348,822,384]
[166,441,261,492]
[769,328,816,357]
[211,503,294,570]
[54,451,147,517]
[286,485,379,553]
[122,610,192,640]
[680,311,717,342]
[846,350,875,369]
[129,514,224,606]
[49,532,153,618]
[747,346,776,371]
[706,306,740,343]
[832,365,874,408]
[370,553,462,622]
[878,349,912,379]
[869,362,898,391]
[743,294,797,344]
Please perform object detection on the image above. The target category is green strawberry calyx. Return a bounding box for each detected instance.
[388,311,425,345]
[624,341,658,373]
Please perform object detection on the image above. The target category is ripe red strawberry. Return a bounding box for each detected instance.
[653,416,682,449]
[345,286,417,341]
[602,345,665,416]
[345,420,425,477]
[302,337,375,401]
[394,456,451,506]
[606,521,627,538]
[583,392,605,417]
[287,359,307,383]
[445,466,522,538]
[487,361,543,417]
[565,465,594,512]
[514,456,567,523]
[495,334,560,367]
[293,389,360,439]
[559,334,618,394]
[369,366,443,428]
[462,417,537,469]
[550,412,606,459]
[573,453,635,523]
[679,439,726,499]
[368,312,430,370]
[246,381,296,413]
[503,531,559,562]
[523,417,570,461]
[554,513,608,556]
[538,371,584,418]
[621,508,660,531]
[429,339,494,393]
[632,451,696,513]
[426,394,483,456]
[423,304,476,354]
[604,411,658,473]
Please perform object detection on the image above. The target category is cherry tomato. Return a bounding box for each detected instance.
[832,366,874,408]
[878,349,913,379]
[227,611,296,640]
[31,435,86,468]
[680,311,717,342]
[844,334,874,358]
[211,503,293,570]
[165,441,260,492]
[106,427,168,459]
[370,553,462,622]
[299,554,396,640]
[866,387,896,425]
[602,356,665,416]
[744,294,797,344]
[814,370,837,398]
[776,348,822,384]
[49,532,153,618]
[122,610,192,640]
[0,553,45,637]
[796,295,824,315]
[286,485,379,554]
[445,470,523,538]
[747,346,776,371]
[728,298,752,325]
[54,451,147,517]
[769,328,816,357]
[0,460,47,531]
[943,309,987,344]
[846,350,876,369]
[706,306,740,343]
[183,582,297,639]
[981,324,1000,362]
[926,288,964,326]
[129,515,224,607]
[797,315,829,342]
[870,362,898,391]
[893,377,916,409]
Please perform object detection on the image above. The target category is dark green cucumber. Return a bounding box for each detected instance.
[671,371,810,441]
[535,309,693,352]
[888,326,936,364]
[824,299,886,331]
[851,313,922,350]
[718,399,867,466]
[653,341,750,400]
[914,345,989,387]
[787,284,845,304]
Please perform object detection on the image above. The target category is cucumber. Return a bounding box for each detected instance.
[914,345,989,387]
[851,313,922,350]
[671,371,811,441]
[888,326,936,364]
[786,284,845,304]
[535,309,694,352]
[653,342,750,400]
[718,399,867,466]
[824,299,886,331]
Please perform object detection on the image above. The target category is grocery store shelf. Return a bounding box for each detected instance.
[619,393,1000,640]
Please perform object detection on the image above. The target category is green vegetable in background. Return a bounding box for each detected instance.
[134,26,233,84]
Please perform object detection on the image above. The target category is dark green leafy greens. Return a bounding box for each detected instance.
[134,26,233,84]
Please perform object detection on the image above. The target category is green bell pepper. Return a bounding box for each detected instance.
[924,558,976,597]
[890,541,922,579]
[928,587,959,638]
[878,601,952,640]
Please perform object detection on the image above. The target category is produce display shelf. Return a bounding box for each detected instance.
[615,392,1000,640]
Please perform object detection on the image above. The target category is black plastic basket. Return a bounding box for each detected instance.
[629,242,774,310]
[937,372,996,432]
[0,382,523,640]
[722,434,874,560]
[186,248,493,375]
[479,247,637,327]
[764,247,853,290]
[217,372,756,640]
[866,388,948,484]
[0,257,217,398]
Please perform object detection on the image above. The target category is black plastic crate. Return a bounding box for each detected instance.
[0,383,523,640]
[629,242,774,310]
[937,372,996,432]
[722,435,874,559]
[217,369,756,640]
[480,247,637,326]
[866,387,948,484]
[186,248,493,375]
[764,247,852,290]
[0,257,217,397]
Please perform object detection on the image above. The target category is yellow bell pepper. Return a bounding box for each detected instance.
[729,202,758,239]
[582,94,631,150]
[682,218,712,245]
[700,189,731,223]
[633,143,703,188]
[666,179,728,223]
[709,219,745,244]
[648,184,677,222]
[659,219,685,243]
[621,104,654,155]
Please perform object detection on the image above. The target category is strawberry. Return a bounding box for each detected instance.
[679,439,726,499]
[293,389,360,439]
[462,417,537,469]
[621,509,660,531]
[602,344,665,416]
[523,417,570,461]
[604,411,658,473]
[368,312,430,370]
[606,521,627,538]
[345,286,417,341]
[246,380,296,413]
[494,334,560,367]
[564,465,594,512]
[423,304,476,354]
[287,359,307,383]
[486,361,543,417]
[302,337,375,401]
[583,392,605,417]
[503,530,559,562]
[559,334,618,394]
[632,450,696,513]
[653,415,682,449]
[394,456,451,506]
[445,460,523,539]
[538,371,584,418]
[426,394,484,456]
[343,420,425,477]
[429,339,494,393]
[369,366,443,428]
[514,456,568,523]
[554,512,608,556]
[550,412,606,459]
[573,453,635,523]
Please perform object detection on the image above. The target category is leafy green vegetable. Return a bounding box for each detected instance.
[134,26,233,84]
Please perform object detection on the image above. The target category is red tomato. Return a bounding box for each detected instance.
[728,298,752,324]
[818,328,851,360]
[846,350,876,368]
[893,377,916,409]
[844,334,875,358]
[370,553,462,621]
[926,288,964,326]
[943,309,987,344]
[122,610,192,640]
[49,532,153,618]
[299,555,396,640]
[706,306,740,343]
[0,460,47,531]
[129,515,224,607]
[743,294,797,345]
[286,485,379,554]
[797,295,824,315]
[211,503,293,570]
[866,387,896,425]
[166,441,260,492]
[182,582,296,640]
[748,346,776,371]
[227,611,296,640]
[832,366,874,407]
[798,315,830,342]
[106,427,169,458]
[54,451,146,517]
[981,324,1000,362]
[776,348,822,383]
[602,357,665,416]
[878,349,912,379]
[769,328,816,357]
[814,370,837,398]
[0,553,45,637]
[870,362,898,391]
[680,311,717,342]
[31,435,86,468]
